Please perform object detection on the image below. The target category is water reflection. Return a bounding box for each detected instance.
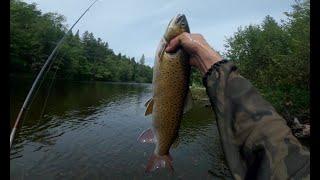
[11,80,149,155]
[10,78,230,179]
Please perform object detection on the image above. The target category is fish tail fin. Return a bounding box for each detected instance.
[145,153,173,173]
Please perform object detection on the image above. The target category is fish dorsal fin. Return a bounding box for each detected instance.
[183,90,193,114]
[145,98,154,116]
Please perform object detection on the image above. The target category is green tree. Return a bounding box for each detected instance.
[10,0,153,83]
[224,0,309,122]
[139,54,145,65]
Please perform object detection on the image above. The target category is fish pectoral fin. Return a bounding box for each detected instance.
[144,97,153,107]
[137,128,156,144]
[145,153,173,173]
[183,90,193,114]
[144,98,154,116]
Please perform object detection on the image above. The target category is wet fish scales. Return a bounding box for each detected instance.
[138,14,192,173]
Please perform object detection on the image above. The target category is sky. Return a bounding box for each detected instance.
[23,0,294,67]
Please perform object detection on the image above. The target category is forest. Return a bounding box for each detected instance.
[190,0,309,126]
[11,0,309,124]
[10,0,153,83]
[224,0,310,124]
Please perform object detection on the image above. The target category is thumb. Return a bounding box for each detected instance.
[165,35,181,53]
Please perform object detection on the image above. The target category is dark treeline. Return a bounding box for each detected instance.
[10,0,153,83]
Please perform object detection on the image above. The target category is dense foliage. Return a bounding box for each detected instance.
[10,0,153,83]
[10,0,309,122]
[223,0,310,122]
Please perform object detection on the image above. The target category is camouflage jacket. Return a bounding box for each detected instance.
[203,60,310,180]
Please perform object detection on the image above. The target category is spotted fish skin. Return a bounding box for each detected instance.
[138,14,191,172]
[152,47,190,155]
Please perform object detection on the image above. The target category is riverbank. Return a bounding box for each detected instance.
[10,73,152,84]
[190,86,309,148]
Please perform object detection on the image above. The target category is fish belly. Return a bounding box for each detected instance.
[152,50,190,155]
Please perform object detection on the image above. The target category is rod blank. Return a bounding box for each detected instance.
[10,0,99,149]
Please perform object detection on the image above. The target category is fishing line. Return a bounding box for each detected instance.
[38,51,65,124]
[38,63,59,121]
[17,46,61,141]
[10,0,100,149]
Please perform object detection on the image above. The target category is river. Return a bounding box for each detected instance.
[10,77,232,179]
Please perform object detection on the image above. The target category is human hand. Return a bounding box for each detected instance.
[165,32,223,75]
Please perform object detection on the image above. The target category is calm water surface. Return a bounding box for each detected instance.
[10,77,231,179]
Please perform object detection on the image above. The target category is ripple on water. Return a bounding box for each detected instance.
[10,81,231,179]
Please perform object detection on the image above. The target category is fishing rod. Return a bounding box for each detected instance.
[10,0,99,149]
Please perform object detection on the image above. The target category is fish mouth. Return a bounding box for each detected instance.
[164,14,190,42]
[175,14,190,33]
[175,14,187,24]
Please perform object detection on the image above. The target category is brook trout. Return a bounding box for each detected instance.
[138,14,192,172]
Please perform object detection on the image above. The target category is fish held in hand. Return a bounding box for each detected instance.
[138,14,193,173]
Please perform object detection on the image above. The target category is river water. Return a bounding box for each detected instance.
[10,77,231,179]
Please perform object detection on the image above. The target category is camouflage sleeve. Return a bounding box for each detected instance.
[203,60,310,180]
